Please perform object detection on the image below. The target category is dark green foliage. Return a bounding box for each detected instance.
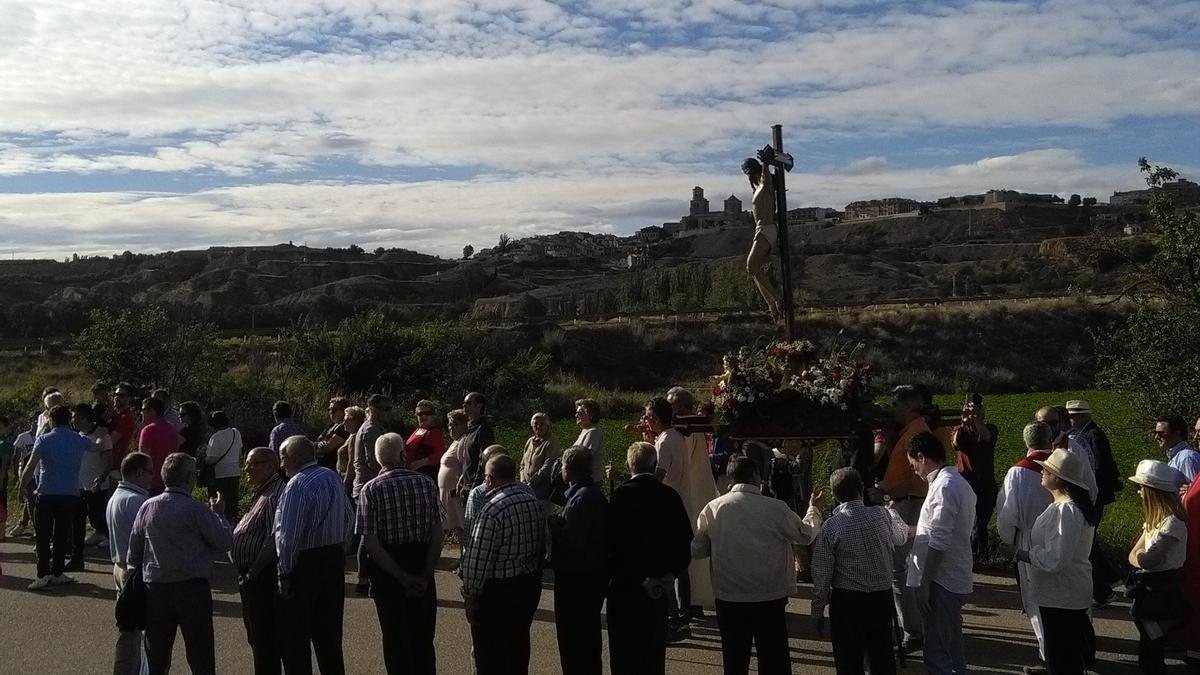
[1099,159,1200,420]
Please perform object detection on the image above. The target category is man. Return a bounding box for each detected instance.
[275,435,355,675]
[6,426,36,538]
[458,391,495,489]
[643,396,692,637]
[607,442,693,675]
[1155,416,1200,483]
[905,432,976,675]
[812,467,909,675]
[667,387,719,627]
[951,393,998,559]
[127,453,233,675]
[231,447,287,675]
[550,446,609,675]
[137,397,178,495]
[879,385,930,652]
[316,396,352,471]
[462,444,509,548]
[91,382,114,426]
[460,454,546,675]
[351,394,391,592]
[1048,403,1113,604]
[995,422,1055,671]
[109,383,139,471]
[269,400,304,454]
[152,389,181,431]
[357,433,444,674]
[106,452,154,675]
[1034,406,1097,499]
[18,404,89,590]
[693,456,824,675]
[1065,400,1121,511]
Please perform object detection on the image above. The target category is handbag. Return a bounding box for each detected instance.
[198,432,237,489]
[115,566,147,631]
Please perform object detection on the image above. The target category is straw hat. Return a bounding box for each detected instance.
[1064,400,1091,415]
[1035,449,1090,490]
[1128,459,1186,493]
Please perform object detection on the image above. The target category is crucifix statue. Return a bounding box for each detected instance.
[742,125,796,338]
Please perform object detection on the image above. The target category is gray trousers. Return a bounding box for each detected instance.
[924,582,967,674]
[113,565,147,675]
[891,497,924,641]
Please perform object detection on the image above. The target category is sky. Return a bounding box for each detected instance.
[0,0,1198,260]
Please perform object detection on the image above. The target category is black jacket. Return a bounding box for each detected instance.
[606,474,692,588]
[1082,421,1121,507]
[460,416,495,488]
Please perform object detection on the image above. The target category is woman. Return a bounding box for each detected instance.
[572,398,605,484]
[1127,459,1189,675]
[316,396,352,471]
[406,399,446,481]
[742,156,783,322]
[438,409,469,534]
[178,401,209,459]
[1016,448,1097,674]
[70,403,112,566]
[521,412,560,513]
[339,406,366,491]
[203,411,243,522]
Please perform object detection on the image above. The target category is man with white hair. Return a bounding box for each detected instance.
[275,435,355,675]
[357,432,444,674]
[126,452,233,675]
[995,422,1056,671]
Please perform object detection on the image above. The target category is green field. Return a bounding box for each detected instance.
[493,389,1157,551]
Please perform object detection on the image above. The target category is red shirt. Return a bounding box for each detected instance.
[139,420,180,491]
[405,427,446,473]
[110,406,138,464]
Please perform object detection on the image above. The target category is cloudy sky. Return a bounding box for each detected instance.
[1,0,1197,260]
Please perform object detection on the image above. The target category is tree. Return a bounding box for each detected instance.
[374,247,386,256]
[1067,194,1082,207]
[1098,159,1200,419]
[462,245,474,260]
[497,233,512,252]
[1082,197,1097,207]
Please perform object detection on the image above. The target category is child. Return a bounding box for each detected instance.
[1127,459,1190,675]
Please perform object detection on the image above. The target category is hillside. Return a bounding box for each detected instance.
[0,203,1142,337]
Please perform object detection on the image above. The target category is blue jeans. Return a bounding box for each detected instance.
[924,582,967,674]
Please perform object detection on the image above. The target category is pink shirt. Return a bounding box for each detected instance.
[139,420,179,491]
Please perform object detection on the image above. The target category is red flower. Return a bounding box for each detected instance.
[831,367,841,382]
[712,385,723,396]
[723,398,735,410]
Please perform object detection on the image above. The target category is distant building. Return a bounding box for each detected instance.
[787,207,835,226]
[689,186,710,216]
[1111,179,1200,206]
[626,252,649,268]
[637,226,665,243]
[983,190,1059,206]
[677,187,752,232]
[724,195,742,215]
[844,198,920,221]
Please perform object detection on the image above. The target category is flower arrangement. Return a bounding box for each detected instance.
[711,338,873,433]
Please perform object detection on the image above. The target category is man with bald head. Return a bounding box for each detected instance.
[461,453,546,675]
[275,435,355,675]
[357,433,444,674]
[232,447,286,675]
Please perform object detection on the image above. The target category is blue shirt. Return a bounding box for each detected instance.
[34,426,90,496]
[274,462,354,575]
[551,480,608,573]
[106,481,150,566]
[462,482,491,547]
[1168,442,1200,483]
[269,418,305,454]
[127,488,234,583]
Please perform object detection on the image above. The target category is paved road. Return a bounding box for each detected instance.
[0,535,1165,674]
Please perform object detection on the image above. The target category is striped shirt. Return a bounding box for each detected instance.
[274,462,354,576]
[461,481,546,597]
[231,473,286,572]
[127,488,234,583]
[269,418,305,454]
[355,468,442,545]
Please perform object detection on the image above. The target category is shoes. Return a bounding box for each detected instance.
[50,574,77,586]
[28,575,53,591]
[688,606,706,620]
[7,524,28,538]
[84,531,104,546]
[63,558,85,572]
[665,623,691,643]
[900,638,924,655]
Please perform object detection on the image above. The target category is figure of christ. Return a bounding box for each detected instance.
[742,157,783,323]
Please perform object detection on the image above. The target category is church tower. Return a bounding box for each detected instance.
[689,186,710,216]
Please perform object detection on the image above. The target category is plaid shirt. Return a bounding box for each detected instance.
[810,499,909,613]
[355,467,442,545]
[460,481,546,597]
[231,473,286,572]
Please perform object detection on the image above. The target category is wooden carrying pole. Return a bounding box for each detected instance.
[771,124,795,340]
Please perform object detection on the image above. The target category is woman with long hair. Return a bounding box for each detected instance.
[1016,449,1097,674]
[1127,459,1189,675]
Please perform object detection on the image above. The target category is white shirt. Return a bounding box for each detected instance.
[1142,516,1188,572]
[14,431,34,460]
[1028,501,1094,610]
[573,426,605,483]
[78,429,113,489]
[907,466,976,595]
[691,483,821,602]
[655,428,687,496]
[995,457,1053,550]
[204,427,243,479]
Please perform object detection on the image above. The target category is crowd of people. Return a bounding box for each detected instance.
[3,381,1200,675]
